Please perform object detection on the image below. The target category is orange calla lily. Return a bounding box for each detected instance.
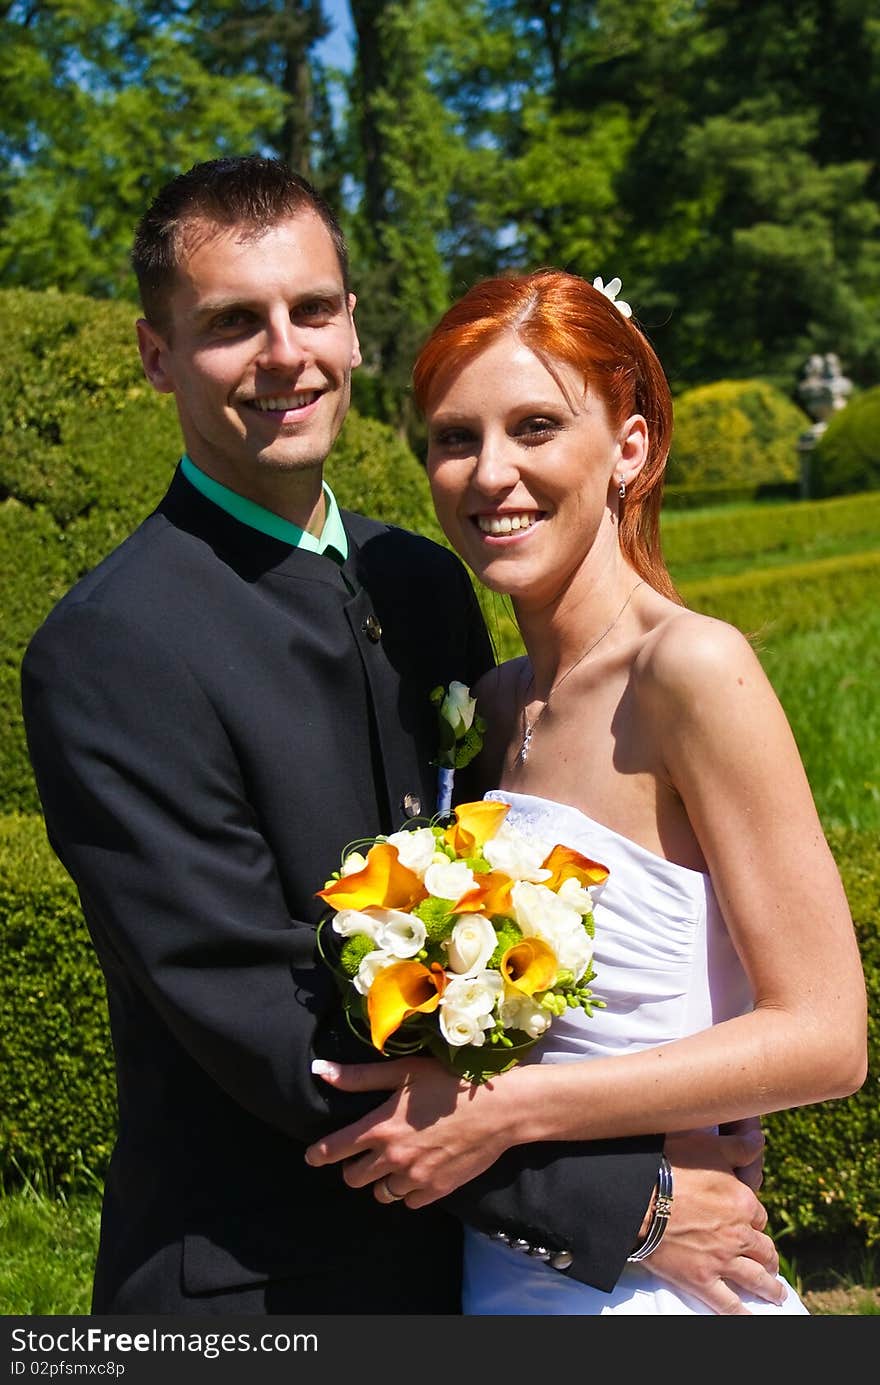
[444,799,510,857]
[367,960,447,1052]
[501,937,558,996]
[451,869,515,918]
[540,843,609,891]
[316,842,426,911]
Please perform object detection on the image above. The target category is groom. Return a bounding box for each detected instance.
[21,155,783,1315]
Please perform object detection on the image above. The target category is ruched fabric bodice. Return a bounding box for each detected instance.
[463,791,808,1315]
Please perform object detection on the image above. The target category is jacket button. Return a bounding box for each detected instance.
[401,793,422,819]
[363,614,382,642]
[550,1249,573,1271]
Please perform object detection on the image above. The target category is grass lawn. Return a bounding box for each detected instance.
[1,1184,876,1315]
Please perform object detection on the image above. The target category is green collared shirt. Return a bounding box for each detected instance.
[179,454,348,563]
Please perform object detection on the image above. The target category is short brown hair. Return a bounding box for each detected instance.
[132,155,350,333]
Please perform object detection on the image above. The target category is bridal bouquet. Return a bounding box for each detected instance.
[315,797,608,1084]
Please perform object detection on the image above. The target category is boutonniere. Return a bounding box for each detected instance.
[430,681,486,815]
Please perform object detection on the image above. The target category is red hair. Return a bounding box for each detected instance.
[412,269,680,602]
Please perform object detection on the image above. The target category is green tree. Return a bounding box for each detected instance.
[0,2,283,297]
[345,0,465,434]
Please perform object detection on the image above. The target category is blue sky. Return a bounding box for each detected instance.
[315,0,355,71]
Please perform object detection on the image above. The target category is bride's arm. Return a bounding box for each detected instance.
[305,618,866,1201]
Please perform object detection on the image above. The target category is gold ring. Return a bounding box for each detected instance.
[379,1176,404,1202]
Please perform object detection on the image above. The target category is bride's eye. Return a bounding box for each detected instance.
[430,426,476,451]
[517,416,560,442]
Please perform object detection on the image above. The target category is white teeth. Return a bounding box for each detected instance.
[253,392,316,411]
[476,513,538,535]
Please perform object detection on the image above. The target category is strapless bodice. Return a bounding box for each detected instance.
[483,790,753,1062]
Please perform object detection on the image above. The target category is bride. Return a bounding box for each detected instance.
[305,268,867,1314]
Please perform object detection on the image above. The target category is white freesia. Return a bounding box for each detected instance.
[498,990,553,1039]
[440,681,477,737]
[384,827,437,876]
[424,858,476,901]
[558,875,597,916]
[340,850,368,877]
[482,823,552,882]
[512,880,593,979]
[374,908,428,958]
[446,914,498,975]
[331,908,382,941]
[353,950,398,996]
[593,274,632,319]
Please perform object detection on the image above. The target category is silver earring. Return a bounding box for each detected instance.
[618,479,626,499]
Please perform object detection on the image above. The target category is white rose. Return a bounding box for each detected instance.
[439,1006,488,1048]
[384,827,437,876]
[353,950,397,996]
[440,1002,487,1041]
[340,851,369,877]
[498,990,553,1039]
[424,859,476,901]
[442,970,503,1017]
[446,915,498,975]
[374,908,427,958]
[483,823,553,882]
[331,908,381,941]
[440,681,477,737]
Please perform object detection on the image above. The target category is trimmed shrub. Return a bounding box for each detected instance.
[668,379,807,488]
[762,826,880,1246]
[0,815,116,1185]
[679,551,880,638]
[812,385,880,498]
[0,288,439,813]
[663,482,801,510]
[662,491,880,574]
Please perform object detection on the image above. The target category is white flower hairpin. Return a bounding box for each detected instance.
[593,275,632,319]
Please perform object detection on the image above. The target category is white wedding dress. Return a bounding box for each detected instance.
[463,790,808,1315]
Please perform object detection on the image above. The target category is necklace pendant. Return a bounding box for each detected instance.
[519,724,532,764]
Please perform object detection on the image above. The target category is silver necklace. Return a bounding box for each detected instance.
[517,580,644,765]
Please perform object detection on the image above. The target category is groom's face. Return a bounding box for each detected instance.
[136,210,361,514]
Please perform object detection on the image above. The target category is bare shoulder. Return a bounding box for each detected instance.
[633,605,772,718]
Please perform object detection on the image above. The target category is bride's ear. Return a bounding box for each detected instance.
[614,414,649,488]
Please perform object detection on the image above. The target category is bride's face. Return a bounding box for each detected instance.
[425,333,642,608]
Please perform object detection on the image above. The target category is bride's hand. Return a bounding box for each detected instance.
[304,1057,512,1207]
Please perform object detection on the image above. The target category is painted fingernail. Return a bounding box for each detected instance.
[311,1059,341,1079]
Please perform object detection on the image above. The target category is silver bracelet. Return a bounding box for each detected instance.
[627,1153,673,1262]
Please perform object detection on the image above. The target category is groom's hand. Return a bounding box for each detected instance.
[645,1129,787,1315]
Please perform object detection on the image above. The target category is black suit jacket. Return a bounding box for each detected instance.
[21,469,661,1313]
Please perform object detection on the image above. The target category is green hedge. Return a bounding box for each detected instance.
[0,815,116,1185]
[812,385,880,498]
[0,288,440,814]
[663,482,801,510]
[662,490,880,573]
[2,811,877,1245]
[762,826,880,1246]
[668,379,806,488]
[679,551,880,637]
